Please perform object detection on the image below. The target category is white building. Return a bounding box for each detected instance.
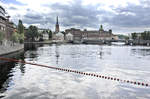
[38,29,49,40]
[42,31,49,40]
[66,32,73,41]
[55,32,64,42]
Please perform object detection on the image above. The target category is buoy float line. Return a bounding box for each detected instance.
[0,57,149,87]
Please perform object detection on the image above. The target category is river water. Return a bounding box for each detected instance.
[0,44,150,99]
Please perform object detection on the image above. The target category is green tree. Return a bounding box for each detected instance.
[131,33,137,40]
[25,25,38,41]
[140,31,150,40]
[48,30,52,39]
[99,25,104,31]
[11,32,19,43]
[141,31,147,40]
[18,33,24,43]
[147,31,150,40]
[18,20,24,34]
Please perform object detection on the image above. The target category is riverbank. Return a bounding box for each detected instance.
[126,40,150,46]
[0,44,24,56]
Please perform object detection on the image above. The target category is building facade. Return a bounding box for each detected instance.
[82,28,113,41]
[38,28,50,40]
[65,28,82,43]
[0,6,6,35]
[0,6,14,41]
[55,32,64,42]
[66,32,73,42]
[65,25,114,43]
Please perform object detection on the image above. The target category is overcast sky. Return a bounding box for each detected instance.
[1,0,150,34]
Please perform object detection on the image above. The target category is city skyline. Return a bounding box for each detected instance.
[1,0,150,34]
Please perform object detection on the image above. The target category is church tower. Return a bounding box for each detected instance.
[55,16,59,33]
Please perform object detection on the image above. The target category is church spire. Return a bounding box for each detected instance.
[56,16,59,25]
[55,16,60,33]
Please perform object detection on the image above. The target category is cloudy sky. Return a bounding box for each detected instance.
[1,0,150,34]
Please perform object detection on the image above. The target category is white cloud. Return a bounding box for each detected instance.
[120,12,136,16]
[16,0,73,6]
[1,0,150,33]
[82,0,140,7]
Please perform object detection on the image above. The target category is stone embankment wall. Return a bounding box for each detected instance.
[0,43,24,56]
[126,40,150,45]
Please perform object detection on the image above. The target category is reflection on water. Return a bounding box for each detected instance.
[132,48,150,56]
[0,44,150,99]
[0,62,16,93]
[0,52,24,96]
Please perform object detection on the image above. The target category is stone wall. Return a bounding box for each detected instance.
[0,43,24,56]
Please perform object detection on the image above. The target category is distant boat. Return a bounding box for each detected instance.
[111,42,125,46]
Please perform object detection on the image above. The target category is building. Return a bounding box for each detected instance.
[53,16,114,43]
[0,6,6,35]
[0,6,14,41]
[38,28,49,40]
[42,31,49,40]
[55,16,59,33]
[112,35,119,40]
[5,16,14,40]
[55,32,64,42]
[65,25,114,43]
[82,26,113,41]
[66,32,73,42]
[65,28,82,43]
[82,30,100,40]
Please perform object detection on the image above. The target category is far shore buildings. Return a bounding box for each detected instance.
[65,25,117,43]
[0,6,14,43]
[53,16,117,43]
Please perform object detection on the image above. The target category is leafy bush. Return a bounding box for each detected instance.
[19,33,24,43]
[11,32,19,43]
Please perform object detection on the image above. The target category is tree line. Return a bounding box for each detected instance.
[132,31,150,40]
[25,25,52,42]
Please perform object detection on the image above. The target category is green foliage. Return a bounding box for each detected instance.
[131,33,137,40]
[100,25,104,31]
[39,32,43,38]
[0,31,4,41]
[141,31,147,40]
[18,20,24,34]
[48,30,52,39]
[18,33,24,43]
[25,25,39,41]
[11,32,19,43]
[133,31,150,40]
[141,31,150,40]
[117,34,129,40]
